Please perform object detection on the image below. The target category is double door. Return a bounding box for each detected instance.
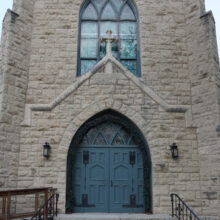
[72,146,144,213]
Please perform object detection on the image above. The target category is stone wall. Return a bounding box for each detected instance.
[184,0,220,217]
[0,0,219,218]
[0,0,35,189]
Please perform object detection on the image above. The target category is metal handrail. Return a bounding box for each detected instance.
[171,194,200,220]
[31,191,59,220]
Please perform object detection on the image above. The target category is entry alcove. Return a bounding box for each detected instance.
[66,110,152,213]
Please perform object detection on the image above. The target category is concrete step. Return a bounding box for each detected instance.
[55,213,175,220]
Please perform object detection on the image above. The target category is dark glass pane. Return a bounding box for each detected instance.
[87,127,98,143]
[100,41,106,58]
[129,136,136,145]
[100,41,118,58]
[100,123,115,144]
[100,22,117,37]
[120,39,136,59]
[121,60,136,75]
[119,127,131,144]
[81,39,97,58]
[110,0,125,12]
[81,135,89,145]
[120,22,136,39]
[94,133,107,145]
[81,22,98,38]
[112,134,124,145]
[81,60,97,75]
[82,3,98,20]
[101,3,116,20]
[120,4,135,20]
[92,0,107,13]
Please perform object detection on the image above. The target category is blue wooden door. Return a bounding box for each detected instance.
[71,122,145,213]
[73,147,109,212]
[109,148,144,213]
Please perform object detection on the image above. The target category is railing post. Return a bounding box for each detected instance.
[35,193,39,212]
[183,203,184,220]
[170,194,174,217]
[2,196,6,219]
[52,193,54,217]
[44,189,48,220]
[55,194,59,216]
[190,212,192,220]
[6,192,11,220]
[178,198,181,219]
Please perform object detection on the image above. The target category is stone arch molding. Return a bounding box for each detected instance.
[58,98,149,157]
[22,53,192,127]
[56,99,152,210]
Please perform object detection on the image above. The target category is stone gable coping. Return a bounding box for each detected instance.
[22,53,191,127]
[200,10,215,24]
[4,9,19,24]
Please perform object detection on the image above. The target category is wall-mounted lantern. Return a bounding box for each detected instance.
[43,142,50,158]
[170,143,178,159]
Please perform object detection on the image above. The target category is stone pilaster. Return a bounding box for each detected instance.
[184,0,220,217]
[0,0,35,189]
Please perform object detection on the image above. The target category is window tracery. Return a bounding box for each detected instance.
[80,122,136,146]
[78,0,140,76]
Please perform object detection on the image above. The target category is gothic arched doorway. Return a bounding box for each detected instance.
[66,111,152,213]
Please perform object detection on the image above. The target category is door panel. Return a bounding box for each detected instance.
[109,149,131,212]
[73,148,109,212]
[109,148,144,213]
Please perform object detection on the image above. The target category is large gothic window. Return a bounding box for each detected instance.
[78,0,141,76]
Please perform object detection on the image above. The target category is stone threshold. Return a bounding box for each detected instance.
[55,213,174,220]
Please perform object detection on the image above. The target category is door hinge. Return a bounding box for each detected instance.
[129,151,136,165]
[75,194,95,207]
[83,151,89,164]
[123,194,144,208]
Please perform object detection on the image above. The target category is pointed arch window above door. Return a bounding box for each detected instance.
[78,0,141,76]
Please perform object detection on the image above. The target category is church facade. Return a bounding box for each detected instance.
[0,0,220,218]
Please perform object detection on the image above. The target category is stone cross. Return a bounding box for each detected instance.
[101,30,118,56]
